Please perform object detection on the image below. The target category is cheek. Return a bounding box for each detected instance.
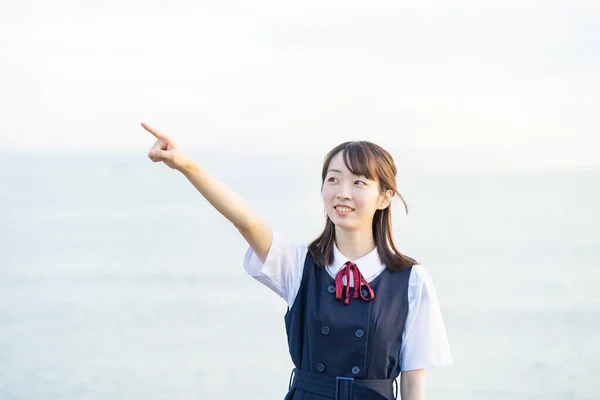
[355,194,378,212]
[321,187,335,202]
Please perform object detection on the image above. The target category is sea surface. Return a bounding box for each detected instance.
[0,150,598,399]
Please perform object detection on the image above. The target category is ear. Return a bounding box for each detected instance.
[377,190,393,210]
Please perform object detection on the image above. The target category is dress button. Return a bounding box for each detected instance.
[361,288,369,297]
[351,366,361,375]
[316,363,325,372]
[320,325,330,335]
[355,329,364,338]
[327,285,335,294]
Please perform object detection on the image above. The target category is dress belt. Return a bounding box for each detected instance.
[288,368,397,400]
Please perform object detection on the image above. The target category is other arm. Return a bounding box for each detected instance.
[400,369,425,400]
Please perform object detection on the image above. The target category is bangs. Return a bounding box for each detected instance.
[341,142,379,181]
[320,140,395,189]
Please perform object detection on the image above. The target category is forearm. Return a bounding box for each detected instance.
[400,369,425,400]
[143,122,272,261]
[179,160,261,231]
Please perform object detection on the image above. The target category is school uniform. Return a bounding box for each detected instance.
[244,230,452,400]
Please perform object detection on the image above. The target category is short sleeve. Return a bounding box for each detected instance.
[400,265,453,371]
[243,230,308,308]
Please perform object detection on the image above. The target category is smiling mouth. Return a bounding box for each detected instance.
[334,206,354,213]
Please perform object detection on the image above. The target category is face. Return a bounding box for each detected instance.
[322,151,392,232]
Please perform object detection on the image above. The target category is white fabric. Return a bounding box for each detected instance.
[243,230,453,371]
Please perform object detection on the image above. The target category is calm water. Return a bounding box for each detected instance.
[0,151,598,399]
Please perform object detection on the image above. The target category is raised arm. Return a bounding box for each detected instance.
[142,122,272,263]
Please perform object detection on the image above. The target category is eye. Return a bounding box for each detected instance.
[355,180,366,185]
[327,177,338,183]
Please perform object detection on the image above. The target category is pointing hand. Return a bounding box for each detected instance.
[142,122,192,171]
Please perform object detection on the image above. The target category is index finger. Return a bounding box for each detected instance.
[141,122,167,141]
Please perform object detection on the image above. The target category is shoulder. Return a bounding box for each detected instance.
[406,264,438,303]
[387,263,430,284]
[261,230,309,257]
[409,264,432,284]
[278,232,310,264]
[243,230,309,275]
[243,230,310,307]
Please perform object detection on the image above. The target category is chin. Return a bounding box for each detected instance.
[329,217,358,231]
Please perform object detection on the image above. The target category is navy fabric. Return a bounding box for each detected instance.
[283,251,412,400]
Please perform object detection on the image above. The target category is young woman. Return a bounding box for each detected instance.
[142,122,452,400]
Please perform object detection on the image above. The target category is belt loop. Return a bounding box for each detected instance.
[335,376,354,400]
[288,368,296,390]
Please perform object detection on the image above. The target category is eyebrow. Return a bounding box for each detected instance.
[327,169,372,181]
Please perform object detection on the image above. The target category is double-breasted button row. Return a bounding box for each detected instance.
[319,326,364,338]
[315,363,360,375]
[328,284,371,299]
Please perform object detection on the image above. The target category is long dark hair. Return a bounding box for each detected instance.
[307,141,418,271]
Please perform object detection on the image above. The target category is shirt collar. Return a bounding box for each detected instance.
[327,241,386,280]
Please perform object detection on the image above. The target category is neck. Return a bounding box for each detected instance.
[334,225,376,261]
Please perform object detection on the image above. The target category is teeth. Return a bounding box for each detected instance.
[336,206,353,213]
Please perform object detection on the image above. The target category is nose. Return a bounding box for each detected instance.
[336,183,353,200]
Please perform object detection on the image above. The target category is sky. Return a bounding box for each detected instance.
[0,0,598,172]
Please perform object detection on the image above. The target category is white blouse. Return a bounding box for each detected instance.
[243,230,453,372]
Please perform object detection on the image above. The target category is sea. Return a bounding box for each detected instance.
[0,150,598,399]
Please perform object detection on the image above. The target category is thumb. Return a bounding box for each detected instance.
[148,149,173,161]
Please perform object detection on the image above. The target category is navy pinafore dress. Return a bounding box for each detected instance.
[284,251,412,400]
